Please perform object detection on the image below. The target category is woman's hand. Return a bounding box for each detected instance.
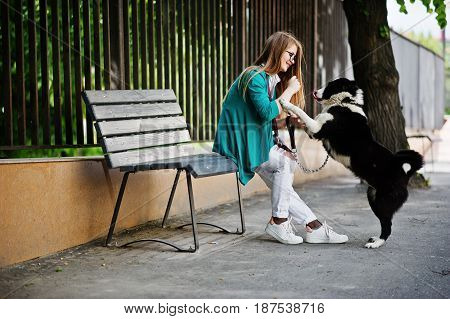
[277,147,297,161]
[287,76,300,94]
[273,115,306,129]
[290,116,306,129]
[276,76,301,115]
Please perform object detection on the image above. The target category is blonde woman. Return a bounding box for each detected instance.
[213,32,348,245]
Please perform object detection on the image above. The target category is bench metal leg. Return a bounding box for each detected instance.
[120,170,198,252]
[161,169,182,228]
[186,171,199,251]
[235,172,246,234]
[107,170,244,253]
[178,172,246,235]
[105,172,130,247]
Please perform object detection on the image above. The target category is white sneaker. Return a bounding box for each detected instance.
[265,217,304,244]
[305,221,348,244]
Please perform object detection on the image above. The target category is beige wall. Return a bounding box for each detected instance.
[1,132,428,267]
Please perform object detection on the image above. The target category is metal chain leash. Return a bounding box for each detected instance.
[292,151,329,174]
[280,113,330,174]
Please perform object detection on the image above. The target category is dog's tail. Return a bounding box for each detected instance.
[394,150,424,177]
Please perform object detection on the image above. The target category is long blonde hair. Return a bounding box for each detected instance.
[238,31,306,109]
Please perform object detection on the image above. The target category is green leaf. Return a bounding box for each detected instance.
[396,0,406,11]
[379,24,390,39]
[431,0,447,29]
[421,0,431,9]
[396,0,409,14]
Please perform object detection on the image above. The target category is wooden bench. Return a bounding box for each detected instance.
[82,89,245,252]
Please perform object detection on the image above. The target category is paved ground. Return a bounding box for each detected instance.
[1,170,449,299]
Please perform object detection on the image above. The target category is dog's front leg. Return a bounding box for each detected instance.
[279,99,331,135]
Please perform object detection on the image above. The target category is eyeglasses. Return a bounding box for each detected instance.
[286,50,296,62]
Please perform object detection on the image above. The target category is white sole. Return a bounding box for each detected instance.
[305,237,348,244]
[304,240,348,244]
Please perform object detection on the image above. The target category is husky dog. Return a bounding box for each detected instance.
[280,78,423,248]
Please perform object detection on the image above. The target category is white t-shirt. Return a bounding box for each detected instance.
[267,74,281,99]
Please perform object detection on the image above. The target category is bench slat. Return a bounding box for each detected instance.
[97,115,187,137]
[107,143,209,168]
[91,102,182,120]
[119,153,217,171]
[83,89,176,105]
[187,157,238,178]
[119,154,238,177]
[103,130,191,153]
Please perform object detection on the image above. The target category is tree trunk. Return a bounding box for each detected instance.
[343,0,427,187]
[343,0,408,152]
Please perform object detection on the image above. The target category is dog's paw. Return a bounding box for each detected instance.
[364,237,385,249]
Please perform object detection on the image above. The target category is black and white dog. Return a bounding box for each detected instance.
[280,78,423,248]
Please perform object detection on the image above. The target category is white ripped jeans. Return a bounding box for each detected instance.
[255,145,317,225]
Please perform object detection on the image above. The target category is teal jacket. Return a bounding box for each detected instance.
[213,70,280,185]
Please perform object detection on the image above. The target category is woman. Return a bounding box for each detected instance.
[213,32,348,245]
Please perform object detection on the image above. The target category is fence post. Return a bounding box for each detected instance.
[110,0,125,89]
[312,0,318,116]
[234,0,246,74]
[1,0,13,145]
